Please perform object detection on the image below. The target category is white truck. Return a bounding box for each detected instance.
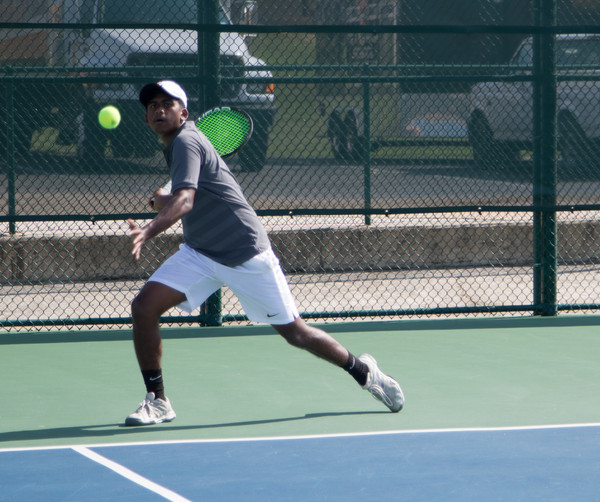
[468,34,600,171]
[0,0,275,171]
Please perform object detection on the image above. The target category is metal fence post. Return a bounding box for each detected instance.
[204,0,221,108]
[201,291,223,326]
[362,65,371,226]
[197,0,223,326]
[532,0,558,316]
[7,74,16,235]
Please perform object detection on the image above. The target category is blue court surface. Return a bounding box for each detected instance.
[2,424,600,501]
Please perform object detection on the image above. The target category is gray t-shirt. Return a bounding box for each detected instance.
[164,121,270,267]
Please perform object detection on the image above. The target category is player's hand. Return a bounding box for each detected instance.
[149,187,170,211]
[127,219,146,261]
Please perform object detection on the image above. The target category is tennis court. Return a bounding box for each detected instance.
[2,316,599,500]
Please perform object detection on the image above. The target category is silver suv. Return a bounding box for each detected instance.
[468,34,600,170]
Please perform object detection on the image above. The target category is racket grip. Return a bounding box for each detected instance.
[150,180,172,208]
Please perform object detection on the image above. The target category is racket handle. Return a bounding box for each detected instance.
[150,180,172,208]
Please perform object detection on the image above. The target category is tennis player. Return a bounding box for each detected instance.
[125,80,404,425]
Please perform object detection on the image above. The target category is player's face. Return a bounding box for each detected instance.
[145,93,189,143]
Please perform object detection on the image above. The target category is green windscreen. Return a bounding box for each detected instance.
[195,108,253,157]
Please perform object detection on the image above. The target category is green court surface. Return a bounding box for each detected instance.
[1,316,599,450]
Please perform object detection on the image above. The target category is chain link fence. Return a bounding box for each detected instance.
[2,0,600,329]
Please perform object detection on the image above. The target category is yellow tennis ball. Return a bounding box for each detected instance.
[98,105,121,129]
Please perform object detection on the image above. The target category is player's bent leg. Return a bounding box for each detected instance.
[273,319,404,413]
[126,281,187,426]
[131,281,187,324]
[131,281,187,369]
[272,317,350,367]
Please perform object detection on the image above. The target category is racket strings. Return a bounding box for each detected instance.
[195,109,252,157]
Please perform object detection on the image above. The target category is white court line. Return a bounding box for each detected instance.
[2,422,600,453]
[72,446,191,502]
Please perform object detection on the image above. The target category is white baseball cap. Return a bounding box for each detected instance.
[139,80,188,109]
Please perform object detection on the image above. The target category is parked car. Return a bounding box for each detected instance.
[0,0,275,171]
[468,34,600,171]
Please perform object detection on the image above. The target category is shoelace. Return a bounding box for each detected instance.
[134,398,154,416]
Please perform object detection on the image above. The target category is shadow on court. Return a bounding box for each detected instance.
[0,411,386,443]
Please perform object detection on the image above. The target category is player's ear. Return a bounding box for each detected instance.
[144,111,150,125]
[180,107,189,122]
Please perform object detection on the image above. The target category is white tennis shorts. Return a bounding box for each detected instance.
[149,243,299,325]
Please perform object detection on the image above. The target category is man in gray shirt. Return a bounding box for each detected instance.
[125,80,404,426]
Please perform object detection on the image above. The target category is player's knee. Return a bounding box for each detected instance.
[277,325,312,349]
[131,294,158,321]
[285,332,307,348]
[130,295,143,319]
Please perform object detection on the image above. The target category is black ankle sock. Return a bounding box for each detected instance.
[141,369,165,401]
[343,352,369,387]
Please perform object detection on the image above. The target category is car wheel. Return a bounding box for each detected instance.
[328,109,365,163]
[468,112,496,169]
[328,109,347,162]
[468,112,519,173]
[559,113,594,176]
[238,122,268,172]
[78,106,109,171]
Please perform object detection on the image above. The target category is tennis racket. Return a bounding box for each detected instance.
[196,106,253,158]
[151,106,253,206]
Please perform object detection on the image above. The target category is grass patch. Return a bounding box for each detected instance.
[247,32,317,66]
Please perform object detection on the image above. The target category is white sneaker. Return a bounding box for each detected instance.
[125,392,176,426]
[359,354,404,412]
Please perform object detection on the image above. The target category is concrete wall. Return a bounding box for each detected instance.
[2,219,600,284]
